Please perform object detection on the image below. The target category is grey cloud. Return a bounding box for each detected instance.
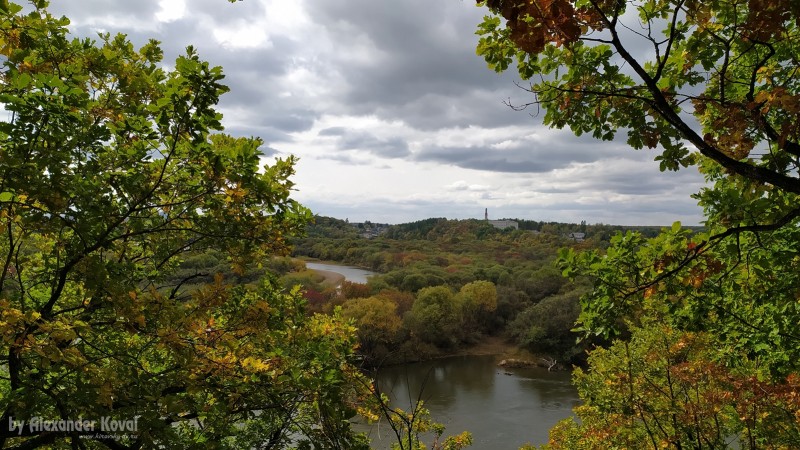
[415,133,636,173]
[260,146,282,157]
[54,0,537,140]
[418,146,556,173]
[588,171,702,196]
[300,192,702,226]
[312,152,389,168]
[188,0,270,26]
[341,135,409,158]
[54,0,268,31]
[40,1,708,226]
[445,181,491,192]
[222,124,293,144]
[319,129,410,159]
[569,159,704,196]
[48,3,306,144]
[306,0,533,129]
[368,89,529,131]
[319,127,347,137]
[244,110,317,134]
[47,1,160,25]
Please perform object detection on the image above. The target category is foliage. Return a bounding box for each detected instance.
[405,286,461,349]
[507,289,583,361]
[371,394,473,450]
[554,217,800,446]
[541,323,800,450]
[294,216,610,362]
[560,217,800,376]
[0,2,373,448]
[455,280,497,335]
[475,0,800,447]
[477,0,800,189]
[341,296,402,362]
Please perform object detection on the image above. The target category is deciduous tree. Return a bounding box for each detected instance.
[477,0,800,195]
[406,286,460,348]
[0,2,370,448]
[475,0,800,446]
[455,280,497,333]
[341,296,402,361]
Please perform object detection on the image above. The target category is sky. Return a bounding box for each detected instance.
[45,0,707,226]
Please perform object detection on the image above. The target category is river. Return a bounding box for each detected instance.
[305,262,580,448]
[304,261,376,284]
[362,355,579,449]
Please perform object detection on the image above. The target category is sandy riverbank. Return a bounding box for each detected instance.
[311,269,345,287]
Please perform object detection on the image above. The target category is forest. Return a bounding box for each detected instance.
[1,0,800,449]
[284,215,667,366]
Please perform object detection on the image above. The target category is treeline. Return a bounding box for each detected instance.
[285,216,661,365]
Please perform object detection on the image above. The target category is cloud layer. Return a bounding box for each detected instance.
[45,0,706,225]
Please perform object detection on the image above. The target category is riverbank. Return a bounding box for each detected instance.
[438,335,562,369]
[451,335,518,358]
[309,268,345,287]
[296,258,376,286]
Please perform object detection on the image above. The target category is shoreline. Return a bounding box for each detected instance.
[308,268,345,288]
[294,257,374,287]
[450,335,519,358]
[296,257,378,274]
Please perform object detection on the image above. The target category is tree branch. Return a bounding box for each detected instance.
[587,0,800,195]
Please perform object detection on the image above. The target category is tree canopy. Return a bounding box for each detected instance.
[0,2,372,448]
[477,0,800,193]
[476,1,800,447]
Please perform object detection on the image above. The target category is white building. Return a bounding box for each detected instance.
[488,220,519,230]
[484,209,518,230]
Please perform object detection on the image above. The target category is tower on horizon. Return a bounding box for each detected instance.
[484,208,488,220]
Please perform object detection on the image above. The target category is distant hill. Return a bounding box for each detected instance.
[299,215,703,243]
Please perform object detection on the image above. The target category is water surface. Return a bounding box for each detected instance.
[304,261,376,284]
[361,355,579,449]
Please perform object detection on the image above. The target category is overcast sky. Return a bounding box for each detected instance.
[46,0,706,225]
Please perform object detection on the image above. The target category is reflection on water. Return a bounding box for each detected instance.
[360,355,580,449]
[304,262,376,284]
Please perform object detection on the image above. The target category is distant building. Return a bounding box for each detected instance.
[350,222,389,239]
[488,220,519,230]
[484,209,519,230]
[567,232,586,242]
